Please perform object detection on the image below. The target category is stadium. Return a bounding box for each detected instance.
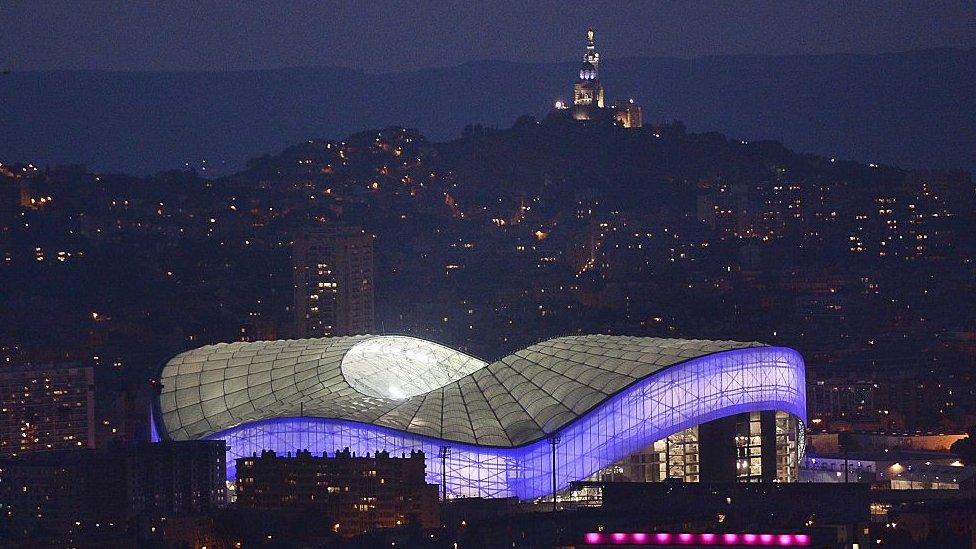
[154,335,806,499]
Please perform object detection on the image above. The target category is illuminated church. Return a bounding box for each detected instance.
[551,28,643,128]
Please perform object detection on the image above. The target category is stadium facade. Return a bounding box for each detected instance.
[154,335,806,499]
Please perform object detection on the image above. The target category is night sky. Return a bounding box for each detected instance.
[3,1,975,73]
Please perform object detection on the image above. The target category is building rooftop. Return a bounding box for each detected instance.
[157,335,791,446]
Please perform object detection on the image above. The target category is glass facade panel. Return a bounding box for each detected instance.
[189,346,806,499]
[775,410,800,482]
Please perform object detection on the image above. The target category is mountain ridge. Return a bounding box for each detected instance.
[2,48,974,175]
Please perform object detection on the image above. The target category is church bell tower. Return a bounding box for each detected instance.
[573,27,605,115]
[550,27,643,128]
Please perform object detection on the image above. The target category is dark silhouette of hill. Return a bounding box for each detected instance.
[2,48,974,175]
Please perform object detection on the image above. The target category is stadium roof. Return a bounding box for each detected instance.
[158,335,766,446]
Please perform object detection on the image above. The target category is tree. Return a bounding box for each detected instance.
[949,425,976,465]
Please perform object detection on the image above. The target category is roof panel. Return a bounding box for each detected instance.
[158,334,769,446]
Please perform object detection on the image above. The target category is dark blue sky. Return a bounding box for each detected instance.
[2,1,974,73]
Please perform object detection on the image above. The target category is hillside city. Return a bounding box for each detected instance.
[4,117,975,432]
[2,23,976,549]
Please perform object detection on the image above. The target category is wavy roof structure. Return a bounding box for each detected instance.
[157,334,806,497]
[159,335,767,446]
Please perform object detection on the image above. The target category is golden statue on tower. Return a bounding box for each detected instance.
[551,28,642,128]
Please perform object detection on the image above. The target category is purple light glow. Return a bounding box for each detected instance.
[583,532,811,546]
[149,406,161,442]
[196,347,805,499]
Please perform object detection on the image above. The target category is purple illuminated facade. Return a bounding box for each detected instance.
[156,336,805,500]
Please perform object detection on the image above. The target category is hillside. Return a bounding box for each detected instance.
[2,48,974,175]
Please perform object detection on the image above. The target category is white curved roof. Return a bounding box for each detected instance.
[158,335,763,446]
[340,336,486,399]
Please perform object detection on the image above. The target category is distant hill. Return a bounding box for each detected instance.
[2,48,974,175]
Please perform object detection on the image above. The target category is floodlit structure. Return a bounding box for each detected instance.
[154,335,806,499]
[550,28,643,128]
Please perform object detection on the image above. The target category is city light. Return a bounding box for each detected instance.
[582,532,811,546]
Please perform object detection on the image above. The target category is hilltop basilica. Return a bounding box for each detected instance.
[550,28,643,128]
